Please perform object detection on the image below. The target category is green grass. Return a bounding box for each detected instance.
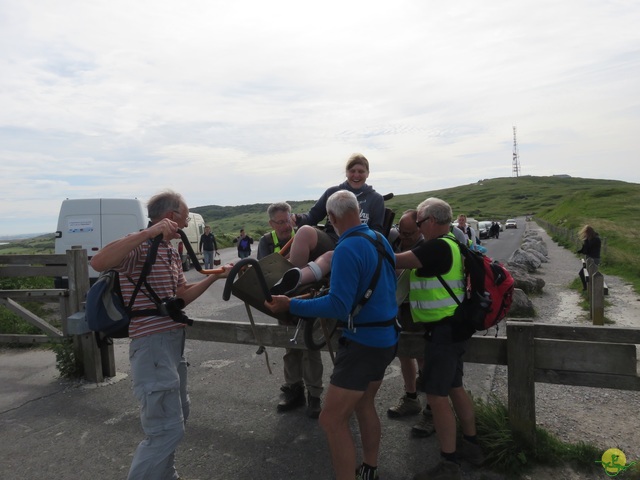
[474,395,603,477]
[5,176,640,293]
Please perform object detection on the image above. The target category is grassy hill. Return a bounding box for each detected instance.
[3,175,639,290]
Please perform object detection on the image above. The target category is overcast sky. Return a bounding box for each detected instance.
[1,0,639,236]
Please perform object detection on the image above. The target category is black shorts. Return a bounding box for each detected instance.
[421,323,466,396]
[398,303,424,333]
[330,338,397,391]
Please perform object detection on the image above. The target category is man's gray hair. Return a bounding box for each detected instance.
[327,190,359,219]
[416,197,452,225]
[147,190,186,221]
[267,202,292,219]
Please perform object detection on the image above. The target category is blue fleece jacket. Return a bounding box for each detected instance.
[290,224,399,348]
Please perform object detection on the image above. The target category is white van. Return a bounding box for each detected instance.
[171,212,205,271]
[54,198,148,285]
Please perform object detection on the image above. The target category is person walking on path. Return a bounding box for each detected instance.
[233,228,253,259]
[199,225,219,269]
[577,224,602,290]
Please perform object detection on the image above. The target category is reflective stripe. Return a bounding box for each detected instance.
[271,229,295,253]
[409,234,465,323]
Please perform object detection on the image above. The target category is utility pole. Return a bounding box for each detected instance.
[512,126,520,177]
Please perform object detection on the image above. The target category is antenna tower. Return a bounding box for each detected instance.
[512,125,520,177]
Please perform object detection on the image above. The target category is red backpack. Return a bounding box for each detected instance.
[437,239,515,336]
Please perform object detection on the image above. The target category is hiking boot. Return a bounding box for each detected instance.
[270,268,302,296]
[387,394,422,418]
[411,407,435,437]
[306,392,322,419]
[277,383,305,412]
[413,459,461,480]
[458,438,485,466]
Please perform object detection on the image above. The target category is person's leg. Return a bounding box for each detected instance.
[319,383,365,480]
[449,386,476,436]
[288,225,320,267]
[303,349,324,417]
[127,330,186,480]
[579,267,587,290]
[279,349,305,412]
[203,250,212,269]
[354,380,383,467]
[427,393,457,453]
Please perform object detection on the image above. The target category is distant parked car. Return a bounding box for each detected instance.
[478,221,492,239]
[505,219,517,229]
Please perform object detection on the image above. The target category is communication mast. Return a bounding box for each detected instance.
[512,125,521,177]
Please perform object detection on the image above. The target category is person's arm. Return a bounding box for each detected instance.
[365,192,385,233]
[91,219,178,272]
[212,234,218,252]
[296,186,336,226]
[257,235,270,260]
[176,263,233,306]
[199,235,204,252]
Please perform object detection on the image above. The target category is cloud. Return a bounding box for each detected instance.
[0,0,638,235]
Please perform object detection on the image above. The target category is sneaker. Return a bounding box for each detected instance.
[411,408,435,437]
[458,438,485,466]
[413,459,460,480]
[306,392,321,419]
[355,463,379,480]
[387,394,422,418]
[270,268,302,296]
[277,382,305,412]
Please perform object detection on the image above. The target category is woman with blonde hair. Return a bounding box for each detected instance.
[577,225,601,290]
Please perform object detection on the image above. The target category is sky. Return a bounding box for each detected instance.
[1,0,639,237]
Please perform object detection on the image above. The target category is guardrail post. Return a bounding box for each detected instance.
[507,321,537,447]
[592,272,605,326]
[67,247,104,382]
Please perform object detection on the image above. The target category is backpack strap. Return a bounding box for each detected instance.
[125,234,163,317]
[341,231,395,330]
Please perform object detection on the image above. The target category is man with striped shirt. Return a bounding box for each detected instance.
[91,190,231,480]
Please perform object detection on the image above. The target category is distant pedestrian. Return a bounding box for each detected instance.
[199,225,219,269]
[233,228,253,259]
[577,225,602,290]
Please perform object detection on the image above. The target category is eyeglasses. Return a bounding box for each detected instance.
[270,219,290,226]
[173,210,191,223]
[416,217,431,228]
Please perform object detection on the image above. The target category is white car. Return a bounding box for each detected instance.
[505,219,517,229]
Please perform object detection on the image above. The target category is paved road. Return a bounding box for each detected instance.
[1,233,530,480]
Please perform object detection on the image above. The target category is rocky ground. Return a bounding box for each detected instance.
[490,221,640,479]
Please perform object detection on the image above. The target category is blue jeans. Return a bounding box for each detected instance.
[127,328,189,480]
[202,250,214,269]
[238,250,251,259]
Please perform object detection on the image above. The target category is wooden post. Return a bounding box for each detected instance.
[507,321,536,447]
[592,272,605,326]
[67,247,103,382]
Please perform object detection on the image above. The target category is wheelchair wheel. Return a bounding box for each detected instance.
[303,317,338,351]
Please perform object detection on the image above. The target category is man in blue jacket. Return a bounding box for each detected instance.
[265,189,399,480]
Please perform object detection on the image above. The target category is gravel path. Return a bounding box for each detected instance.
[489,221,640,478]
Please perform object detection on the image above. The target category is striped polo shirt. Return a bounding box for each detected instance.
[115,238,187,339]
